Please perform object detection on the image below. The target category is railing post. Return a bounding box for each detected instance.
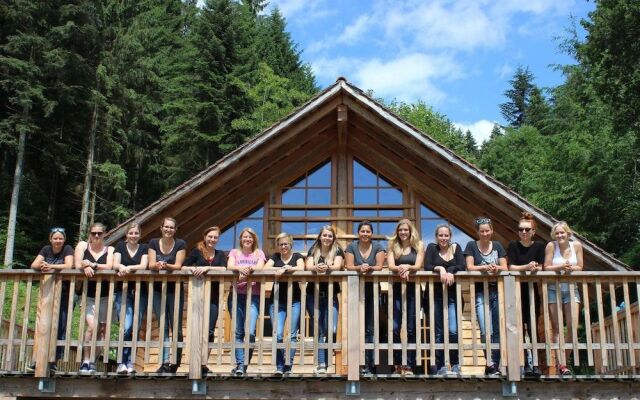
[346,275,360,384]
[503,274,521,383]
[34,274,55,378]
[188,275,204,380]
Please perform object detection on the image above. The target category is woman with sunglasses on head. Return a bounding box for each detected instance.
[305,225,344,375]
[424,224,466,376]
[543,221,583,376]
[148,217,186,373]
[387,218,424,376]
[183,226,227,374]
[27,227,74,373]
[263,232,305,376]
[113,222,148,375]
[75,222,114,374]
[464,217,507,376]
[227,227,266,376]
[345,221,385,376]
[507,212,545,377]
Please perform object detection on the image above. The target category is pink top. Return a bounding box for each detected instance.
[229,248,266,295]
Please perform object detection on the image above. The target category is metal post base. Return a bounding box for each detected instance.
[38,378,56,393]
[502,381,517,397]
[192,379,207,395]
[346,381,360,396]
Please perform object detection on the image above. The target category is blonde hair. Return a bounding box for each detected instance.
[387,219,423,259]
[309,226,340,265]
[274,232,293,250]
[126,222,141,235]
[550,221,572,239]
[197,226,220,259]
[237,227,259,253]
[434,223,454,258]
[162,217,177,227]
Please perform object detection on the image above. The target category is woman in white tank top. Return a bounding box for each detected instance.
[543,221,584,375]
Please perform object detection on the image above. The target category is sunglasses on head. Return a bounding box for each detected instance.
[50,227,65,233]
[518,227,532,232]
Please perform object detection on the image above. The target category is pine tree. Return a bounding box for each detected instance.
[499,66,535,128]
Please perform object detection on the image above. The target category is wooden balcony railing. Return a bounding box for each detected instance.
[1,269,639,382]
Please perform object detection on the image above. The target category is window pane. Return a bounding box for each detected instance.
[282,188,305,204]
[282,222,305,235]
[292,239,306,253]
[378,173,393,187]
[354,188,377,204]
[218,228,236,251]
[306,222,327,236]
[379,188,402,204]
[420,204,441,218]
[247,207,263,218]
[353,161,377,187]
[282,209,306,217]
[307,189,331,204]
[307,162,332,187]
[379,222,397,237]
[452,226,473,248]
[379,209,403,217]
[421,219,447,242]
[353,209,372,217]
[307,209,331,217]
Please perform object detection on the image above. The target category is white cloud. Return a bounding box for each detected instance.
[496,64,514,79]
[454,120,496,145]
[338,15,372,43]
[267,0,333,22]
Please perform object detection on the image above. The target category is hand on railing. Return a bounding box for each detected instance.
[315,263,329,274]
[526,261,542,273]
[485,263,500,275]
[397,264,412,281]
[191,266,209,277]
[274,265,293,277]
[359,263,373,274]
[80,260,96,277]
[117,264,133,276]
[439,270,455,286]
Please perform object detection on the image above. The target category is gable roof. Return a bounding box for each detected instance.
[106,78,629,271]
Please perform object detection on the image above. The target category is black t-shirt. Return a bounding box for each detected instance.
[269,252,303,303]
[392,247,418,290]
[114,241,149,293]
[306,247,344,296]
[149,238,186,293]
[507,240,545,266]
[82,246,110,298]
[184,248,227,267]
[38,244,74,264]
[38,245,74,290]
[424,242,466,274]
[464,240,506,290]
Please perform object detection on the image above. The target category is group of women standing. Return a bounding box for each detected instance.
[30,212,583,377]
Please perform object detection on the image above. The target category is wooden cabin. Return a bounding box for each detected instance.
[1,78,637,399]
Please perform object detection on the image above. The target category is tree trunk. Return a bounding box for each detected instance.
[3,115,28,267]
[79,102,99,240]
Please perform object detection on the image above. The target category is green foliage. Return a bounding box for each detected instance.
[388,101,478,162]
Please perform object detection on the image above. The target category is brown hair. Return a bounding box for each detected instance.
[519,211,536,230]
[161,217,177,228]
[197,226,220,259]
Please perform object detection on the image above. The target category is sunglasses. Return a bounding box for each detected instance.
[475,218,491,225]
[50,227,66,233]
[518,227,532,233]
[90,231,104,236]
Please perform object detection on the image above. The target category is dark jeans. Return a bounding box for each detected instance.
[392,282,417,367]
[434,286,459,368]
[54,287,72,361]
[364,283,376,367]
[521,282,540,367]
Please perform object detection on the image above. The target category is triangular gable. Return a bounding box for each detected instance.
[106,78,629,271]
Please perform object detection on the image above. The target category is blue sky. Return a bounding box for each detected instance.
[266,0,595,144]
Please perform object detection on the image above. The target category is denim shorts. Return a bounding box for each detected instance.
[547,283,581,304]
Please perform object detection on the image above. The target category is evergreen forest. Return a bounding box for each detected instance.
[1,0,638,268]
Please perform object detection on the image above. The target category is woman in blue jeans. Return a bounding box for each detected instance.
[264,232,305,376]
[424,224,466,376]
[184,226,227,374]
[305,226,344,375]
[227,227,266,376]
[464,217,507,376]
[113,222,149,375]
[387,219,424,376]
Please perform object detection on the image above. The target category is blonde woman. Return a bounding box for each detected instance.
[148,217,186,373]
[424,224,466,376]
[113,222,149,374]
[75,222,114,374]
[264,232,304,375]
[544,221,583,376]
[227,227,266,376]
[305,226,344,375]
[387,219,424,376]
